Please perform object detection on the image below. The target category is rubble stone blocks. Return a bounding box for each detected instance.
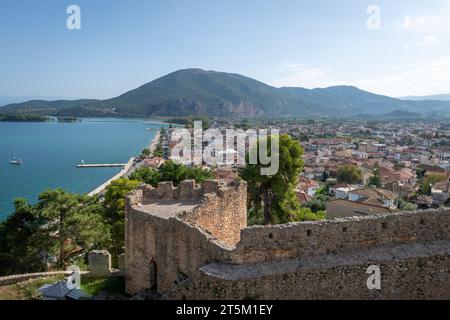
[89,250,112,277]
[157,181,174,199]
[180,180,196,199]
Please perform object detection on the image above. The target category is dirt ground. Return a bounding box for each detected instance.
[0,284,25,300]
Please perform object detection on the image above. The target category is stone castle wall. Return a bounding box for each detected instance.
[125,180,246,295]
[174,246,449,300]
[180,181,247,247]
[125,180,450,299]
[230,209,450,264]
[135,179,247,247]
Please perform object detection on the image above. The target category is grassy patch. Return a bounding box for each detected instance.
[0,275,65,300]
[16,276,66,300]
[80,276,126,296]
[0,275,126,300]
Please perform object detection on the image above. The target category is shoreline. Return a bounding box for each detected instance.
[147,130,161,153]
[88,130,161,197]
[0,121,164,219]
[88,157,135,197]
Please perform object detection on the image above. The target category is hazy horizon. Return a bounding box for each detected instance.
[2,67,450,106]
[1,0,450,99]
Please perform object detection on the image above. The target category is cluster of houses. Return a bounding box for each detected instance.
[291,120,450,218]
[139,120,450,219]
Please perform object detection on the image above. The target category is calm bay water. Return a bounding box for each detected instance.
[0,118,166,220]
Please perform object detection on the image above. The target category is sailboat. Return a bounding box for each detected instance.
[10,151,23,165]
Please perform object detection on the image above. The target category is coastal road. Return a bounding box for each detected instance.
[88,130,161,197]
[124,159,145,178]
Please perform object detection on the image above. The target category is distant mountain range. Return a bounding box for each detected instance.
[0,95,65,106]
[401,94,450,101]
[2,68,450,119]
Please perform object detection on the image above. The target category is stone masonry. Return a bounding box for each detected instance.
[88,250,112,277]
[125,179,450,299]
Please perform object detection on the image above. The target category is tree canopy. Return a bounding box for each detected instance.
[103,178,141,263]
[367,166,381,187]
[0,199,45,276]
[337,164,363,184]
[130,160,215,187]
[240,134,325,225]
[0,190,110,275]
[420,173,447,195]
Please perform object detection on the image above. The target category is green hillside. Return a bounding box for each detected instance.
[3,69,450,118]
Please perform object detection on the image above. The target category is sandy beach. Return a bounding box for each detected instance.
[147,130,161,154]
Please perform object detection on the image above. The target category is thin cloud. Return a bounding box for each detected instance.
[416,35,441,46]
[396,15,427,31]
[394,2,450,48]
[395,2,450,34]
[271,63,339,88]
[353,55,450,97]
[271,55,450,97]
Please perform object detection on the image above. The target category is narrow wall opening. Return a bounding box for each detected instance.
[150,259,158,291]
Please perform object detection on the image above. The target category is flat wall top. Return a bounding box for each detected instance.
[200,239,450,281]
[135,200,200,219]
[232,208,450,264]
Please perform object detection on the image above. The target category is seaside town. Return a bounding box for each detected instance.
[1,1,449,305]
[1,117,449,301]
[136,119,450,220]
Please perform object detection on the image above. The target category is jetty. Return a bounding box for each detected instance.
[88,157,136,196]
[86,129,162,197]
[77,163,127,168]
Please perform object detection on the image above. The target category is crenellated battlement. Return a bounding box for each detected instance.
[125,179,450,300]
[127,179,246,205]
[125,179,248,296]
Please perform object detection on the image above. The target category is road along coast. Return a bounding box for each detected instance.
[88,130,161,197]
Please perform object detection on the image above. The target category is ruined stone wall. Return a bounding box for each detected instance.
[88,250,112,277]
[166,208,449,300]
[136,179,247,247]
[125,180,450,299]
[125,205,235,295]
[172,246,450,300]
[0,271,88,286]
[183,180,247,247]
[124,180,246,295]
[140,179,222,203]
[230,209,450,264]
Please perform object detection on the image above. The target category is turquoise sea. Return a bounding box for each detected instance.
[0,118,166,220]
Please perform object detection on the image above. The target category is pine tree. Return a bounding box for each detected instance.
[240,134,323,225]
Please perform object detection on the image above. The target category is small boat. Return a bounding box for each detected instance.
[11,158,23,165]
[10,151,23,165]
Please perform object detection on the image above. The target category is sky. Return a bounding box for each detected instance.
[1,0,450,100]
